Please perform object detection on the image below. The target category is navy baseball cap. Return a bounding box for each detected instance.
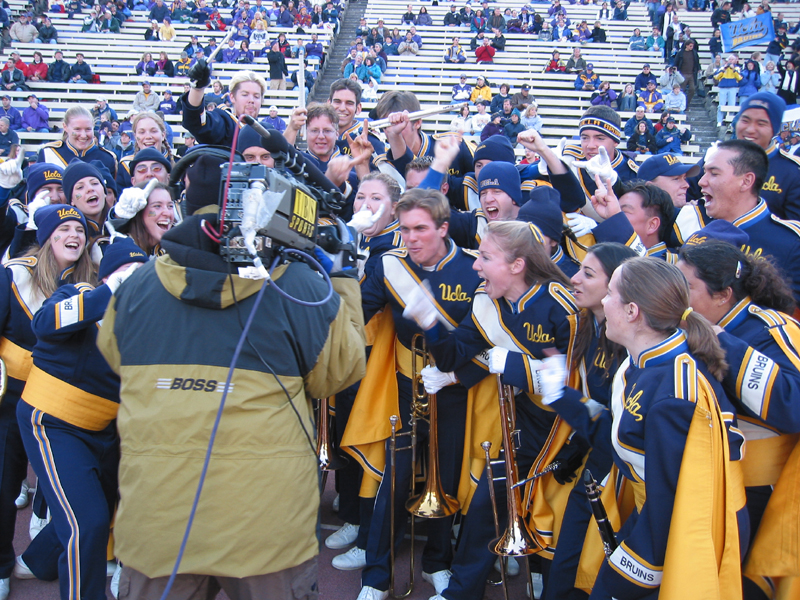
[638,154,701,181]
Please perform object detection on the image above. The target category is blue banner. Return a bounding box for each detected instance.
[721,13,775,53]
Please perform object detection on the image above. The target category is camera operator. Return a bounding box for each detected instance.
[97,183,367,598]
[180,67,266,148]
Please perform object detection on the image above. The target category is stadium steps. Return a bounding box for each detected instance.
[311,0,366,104]
[686,95,722,148]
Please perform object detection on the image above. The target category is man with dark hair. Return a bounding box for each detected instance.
[0,95,21,130]
[583,178,676,258]
[47,50,70,83]
[376,90,475,191]
[674,39,700,105]
[699,139,800,302]
[634,63,657,91]
[689,93,800,222]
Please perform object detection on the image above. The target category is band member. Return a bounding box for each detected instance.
[538,106,639,219]
[0,204,96,597]
[181,69,267,148]
[409,221,579,600]
[697,140,800,304]
[688,93,800,221]
[376,90,475,208]
[346,188,485,600]
[38,106,118,178]
[539,258,746,600]
[326,173,403,572]
[16,237,147,600]
[678,237,800,600]
[544,242,638,600]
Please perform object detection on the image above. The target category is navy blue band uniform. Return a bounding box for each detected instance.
[37,140,118,180]
[0,257,56,581]
[423,279,578,600]
[18,281,120,600]
[549,330,746,600]
[352,240,484,592]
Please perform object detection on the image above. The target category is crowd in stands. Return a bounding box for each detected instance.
[336,0,800,155]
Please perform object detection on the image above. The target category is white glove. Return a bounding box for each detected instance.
[538,136,568,177]
[105,263,141,293]
[421,365,457,394]
[402,282,440,330]
[539,354,568,405]
[566,212,597,237]
[114,178,158,220]
[347,204,384,233]
[488,347,509,374]
[25,188,53,231]
[573,147,619,187]
[0,154,23,190]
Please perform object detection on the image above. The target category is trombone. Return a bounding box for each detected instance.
[482,376,542,600]
[389,333,460,598]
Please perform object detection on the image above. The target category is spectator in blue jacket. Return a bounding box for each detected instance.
[575,64,601,90]
[221,38,239,63]
[612,0,628,20]
[656,115,691,154]
[738,58,762,104]
[634,64,657,90]
[22,94,49,132]
[0,95,22,130]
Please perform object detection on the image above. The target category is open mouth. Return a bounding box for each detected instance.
[84,194,100,207]
[484,206,500,219]
[64,241,80,251]
[156,219,172,232]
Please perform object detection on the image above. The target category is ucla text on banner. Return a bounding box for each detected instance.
[721,13,774,53]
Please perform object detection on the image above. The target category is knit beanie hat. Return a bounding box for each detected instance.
[738,92,786,135]
[98,236,148,280]
[35,204,87,246]
[236,125,265,153]
[25,163,63,202]
[517,189,564,241]
[473,135,516,167]
[478,161,521,205]
[130,147,172,173]
[63,159,106,204]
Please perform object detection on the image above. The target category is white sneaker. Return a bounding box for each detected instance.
[332,493,340,512]
[110,563,122,599]
[325,522,359,549]
[0,578,8,600]
[29,509,50,540]
[13,556,34,580]
[14,482,29,509]
[422,569,451,594]
[331,546,366,571]
[355,585,388,600]
[494,556,520,576]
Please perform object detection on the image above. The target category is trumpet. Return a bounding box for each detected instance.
[483,376,542,599]
[368,103,469,131]
[389,334,460,597]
